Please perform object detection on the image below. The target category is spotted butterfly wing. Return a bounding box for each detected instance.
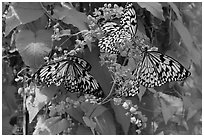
[98,31,120,54]
[35,56,91,86]
[136,50,191,88]
[101,22,120,35]
[98,27,131,54]
[120,3,138,37]
[34,56,104,99]
[77,71,104,98]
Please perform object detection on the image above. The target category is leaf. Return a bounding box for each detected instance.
[80,102,107,118]
[173,20,193,48]
[15,29,52,69]
[33,116,61,135]
[5,7,21,36]
[5,2,44,36]
[2,2,5,13]
[159,92,183,115]
[2,85,18,115]
[173,20,201,65]
[44,116,62,127]
[182,96,193,109]
[137,85,146,102]
[192,98,202,110]
[148,87,157,94]
[48,118,69,135]
[83,116,96,129]
[160,98,176,124]
[111,102,130,134]
[76,125,92,135]
[94,110,116,135]
[136,19,146,36]
[168,2,182,22]
[80,102,98,116]
[187,108,197,120]
[52,4,89,31]
[90,105,108,118]
[137,2,165,21]
[33,116,69,135]
[65,107,84,124]
[26,85,58,123]
[157,131,164,135]
[11,2,44,24]
[182,96,201,120]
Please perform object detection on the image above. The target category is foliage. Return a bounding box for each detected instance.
[2,2,202,135]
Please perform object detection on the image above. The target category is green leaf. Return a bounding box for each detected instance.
[94,110,116,135]
[187,108,197,120]
[157,131,164,135]
[76,125,92,135]
[33,116,69,135]
[66,107,84,124]
[137,2,165,21]
[33,116,61,135]
[80,102,107,118]
[26,85,58,123]
[182,96,193,109]
[11,2,44,24]
[192,98,202,110]
[159,92,184,116]
[160,98,176,124]
[83,116,96,129]
[5,2,44,36]
[80,102,98,116]
[137,85,146,102]
[182,96,201,120]
[5,8,21,36]
[48,118,69,134]
[111,102,130,134]
[173,20,193,48]
[90,105,108,118]
[44,116,62,128]
[15,29,52,69]
[173,20,201,65]
[52,4,89,31]
[136,19,146,36]
[168,2,182,22]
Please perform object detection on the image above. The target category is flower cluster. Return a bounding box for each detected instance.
[113,98,147,134]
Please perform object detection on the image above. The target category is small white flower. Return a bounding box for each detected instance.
[130,117,136,123]
[122,102,129,109]
[130,107,137,113]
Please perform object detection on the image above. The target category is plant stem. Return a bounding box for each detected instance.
[101,55,129,104]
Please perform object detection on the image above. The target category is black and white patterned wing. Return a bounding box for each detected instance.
[98,32,120,54]
[34,56,91,87]
[137,51,191,88]
[79,71,104,99]
[101,22,120,35]
[120,3,138,37]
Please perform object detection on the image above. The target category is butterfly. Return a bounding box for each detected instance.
[98,3,138,54]
[135,48,191,88]
[119,48,191,97]
[34,55,104,99]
